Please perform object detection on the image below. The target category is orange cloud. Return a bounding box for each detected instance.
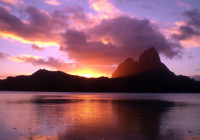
[180,36,200,48]
[175,21,186,26]
[0,32,59,47]
[9,54,41,62]
[160,27,179,39]
[161,26,200,48]
[45,0,60,5]
[0,0,25,6]
[171,9,200,48]
[89,0,122,19]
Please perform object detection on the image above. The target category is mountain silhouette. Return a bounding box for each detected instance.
[0,47,200,93]
[112,47,170,78]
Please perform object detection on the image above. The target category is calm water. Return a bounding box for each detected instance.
[0,92,200,140]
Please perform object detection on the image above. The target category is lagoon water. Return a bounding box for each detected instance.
[0,92,200,140]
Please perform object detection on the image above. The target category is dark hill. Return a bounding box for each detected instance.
[0,69,112,92]
[0,48,200,93]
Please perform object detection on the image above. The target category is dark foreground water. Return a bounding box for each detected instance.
[0,92,200,140]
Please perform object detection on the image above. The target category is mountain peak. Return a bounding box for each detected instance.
[112,47,170,78]
[31,69,49,76]
[139,47,161,64]
[124,57,133,63]
[112,57,139,78]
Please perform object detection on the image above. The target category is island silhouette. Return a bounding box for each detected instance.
[0,47,200,92]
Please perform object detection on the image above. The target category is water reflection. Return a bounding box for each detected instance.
[56,100,174,140]
[0,93,200,140]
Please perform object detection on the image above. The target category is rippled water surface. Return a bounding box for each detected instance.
[0,91,200,140]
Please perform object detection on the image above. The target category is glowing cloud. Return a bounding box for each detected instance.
[180,36,200,48]
[89,0,122,19]
[61,16,181,66]
[45,0,60,5]
[0,33,59,47]
[0,0,25,6]
[172,9,200,48]
[0,5,63,47]
[9,54,41,62]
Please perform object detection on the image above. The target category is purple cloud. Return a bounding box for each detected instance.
[32,57,64,68]
[61,16,181,65]
[173,8,200,41]
[30,57,80,72]
[173,25,199,40]
[0,52,6,59]
[64,6,92,27]
[184,8,200,28]
[10,54,79,70]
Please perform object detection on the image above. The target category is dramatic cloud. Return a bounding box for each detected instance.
[0,5,67,46]
[0,0,194,77]
[172,9,200,47]
[61,16,181,65]
[0,4,95,46]
[31,44,44,51]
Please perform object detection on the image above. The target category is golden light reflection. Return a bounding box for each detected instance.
[65,100,114,127]
[28,135,56,140]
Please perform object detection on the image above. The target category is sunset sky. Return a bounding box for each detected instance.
[0,0,200,78]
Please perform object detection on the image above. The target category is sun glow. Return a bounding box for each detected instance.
[69,69,107,78]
